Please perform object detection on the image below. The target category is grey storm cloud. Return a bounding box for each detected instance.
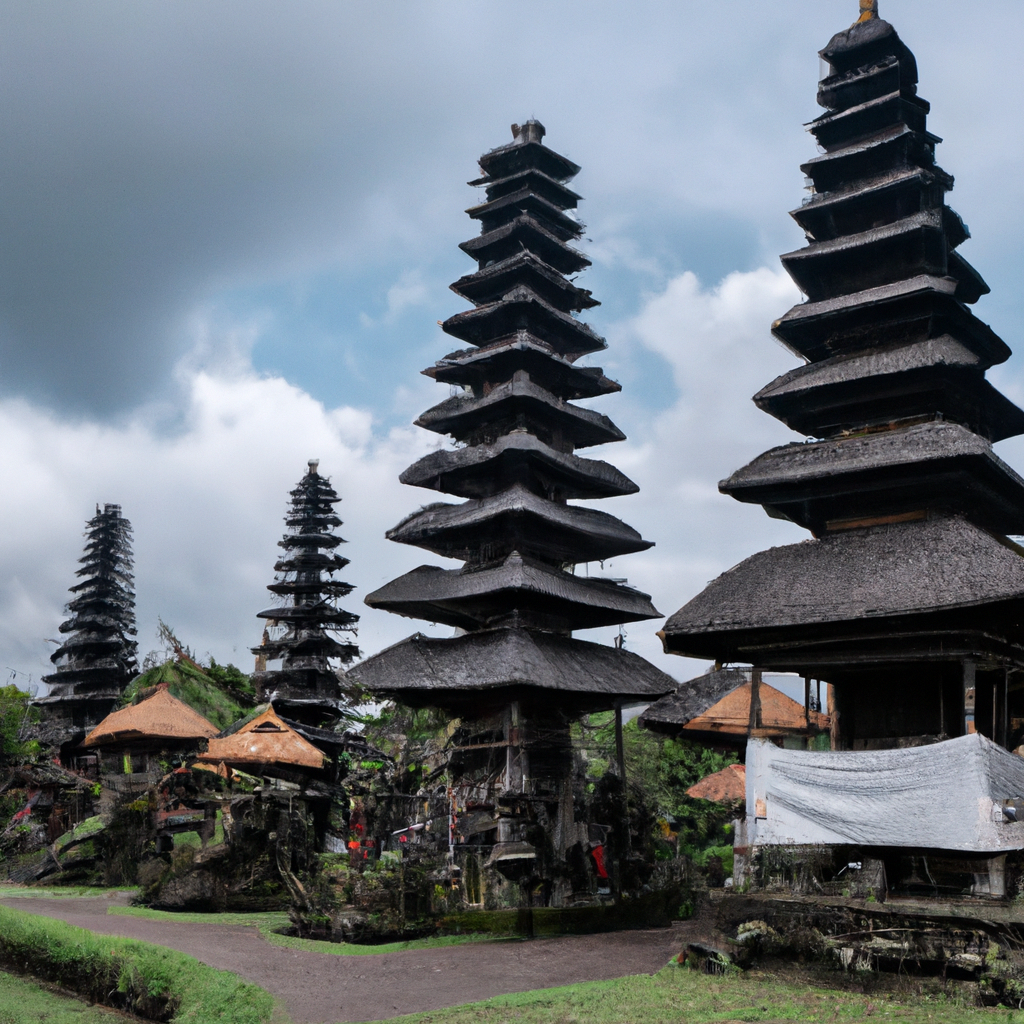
[4,0,1021,416]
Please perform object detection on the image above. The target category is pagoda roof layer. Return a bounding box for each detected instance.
[721,420,1024,535]
[386,483,652,564]
[425,336,619,401]
[476,126,580,182]
[781,209,987,305]
[415,371,625,449]
[441,285,606,356]
[400,431,639,500]
[771,275,1009,365]
[459,216,590,276]
[364,551,660,632]
[450,250,597,313]
[348,626,677,713]
[83,687,218,749]
[754,337,1024,442]
[662,515,1024,659]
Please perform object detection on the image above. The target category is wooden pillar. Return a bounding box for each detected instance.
[939,681,945,738]
[827,683,840,750]
[963,660,976,736]
[803,677,811,727]
[1004,665,1011,748]
[747,668,762,740]
[614,705,625,781]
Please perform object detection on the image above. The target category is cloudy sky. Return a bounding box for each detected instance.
[2,1,1023,696]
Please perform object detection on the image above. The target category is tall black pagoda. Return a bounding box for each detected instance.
[350,121,675,890]
[253,460,361,727]
[36,503,138,759]
[662,4,1024,750]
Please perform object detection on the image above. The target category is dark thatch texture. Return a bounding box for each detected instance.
[347,627,676,712]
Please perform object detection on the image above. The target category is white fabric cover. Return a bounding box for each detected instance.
[746,732,1024,853]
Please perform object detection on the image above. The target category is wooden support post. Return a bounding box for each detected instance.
[963,660,976,736]
[1004,665,1010,748]
[993,678,998,740]
[939,681,945,738]
[747,668,762,741]
[827,683,839,750]
[614,704,625,781]
[803,676,811,727]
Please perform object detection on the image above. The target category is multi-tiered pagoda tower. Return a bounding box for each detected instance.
[35,504,138,761]
[662,5,1024,750]
[253,461,361,728]
[351,121,675,891]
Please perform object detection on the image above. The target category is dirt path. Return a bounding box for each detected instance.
[1,895,685,1023]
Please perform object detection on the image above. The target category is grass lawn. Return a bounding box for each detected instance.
[110,904,503,956]
[371,966,1022,1024]
[0,885,138,899]
[0,972,123,1024]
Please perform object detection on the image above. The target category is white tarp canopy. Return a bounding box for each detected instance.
[746,732,1024,853]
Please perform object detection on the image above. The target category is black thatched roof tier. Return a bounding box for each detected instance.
[754,337,1024,442]
[450,251,597,313]
[460,216,590,276]
[347,626,676,714]
[789,167,955,243]
[637,667,748,732]
[415,371,625,449]
[771,275,1008,365]
[401,431,639,500]
[365,551,659,632]
[386,483,652,564]
[441,286,606,356]
[721,420,1024,535]
[661,515,1024,664]
[476,122,580,182]
[425,336,619,401]
[781,209,987,306]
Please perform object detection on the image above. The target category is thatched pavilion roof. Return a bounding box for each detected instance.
[204,706,325,770]
[83,686,218,749]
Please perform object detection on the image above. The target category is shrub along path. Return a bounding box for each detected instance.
[0,894,683,1023]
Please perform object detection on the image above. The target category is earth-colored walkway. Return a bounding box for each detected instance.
[0,895,684,1023]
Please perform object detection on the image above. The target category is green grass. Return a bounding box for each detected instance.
[109,904,502,956]
[0,885,138,899]
[0,971,124,1024]
[0,905,276,1023]
[368,966,1019,1024]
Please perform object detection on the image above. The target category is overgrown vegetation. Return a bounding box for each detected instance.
[0,904,276,1023]
[580,715,739,866]
[0,685,39,765]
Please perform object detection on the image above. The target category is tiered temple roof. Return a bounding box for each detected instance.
[661,7,1024,749]
[252,461,360,725]
[35,504,138,751]
[351,120,675,714]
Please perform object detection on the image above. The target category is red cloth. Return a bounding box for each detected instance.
[591,844,609,879]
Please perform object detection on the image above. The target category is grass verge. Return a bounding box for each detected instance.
[109,905,503,956]
[368,965,1017,1024]
[0,885,138,899]
[0,970,123,1024]
[0,904,277,1023]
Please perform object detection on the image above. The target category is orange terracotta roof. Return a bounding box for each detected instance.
[686,763,746,802]
[204,707,325,770]
[683,681,829,738]
[83,687,219,748]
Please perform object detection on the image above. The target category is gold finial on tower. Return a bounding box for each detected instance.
[857,0,879,22]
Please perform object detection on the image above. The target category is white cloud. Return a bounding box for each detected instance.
[0,355,439,690]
